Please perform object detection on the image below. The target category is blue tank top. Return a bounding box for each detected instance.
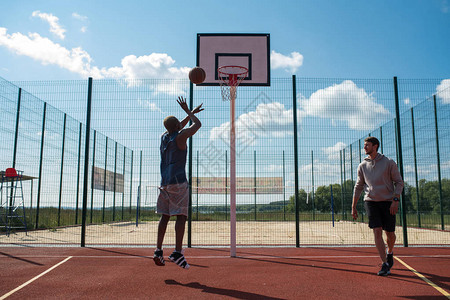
[160,131,187,185]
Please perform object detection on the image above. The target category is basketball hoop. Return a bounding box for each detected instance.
[218,66,248,102]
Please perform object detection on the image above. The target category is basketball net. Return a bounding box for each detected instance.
[218,66,248,102]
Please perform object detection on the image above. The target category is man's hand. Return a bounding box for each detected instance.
[193,103,204,114]
[351,206,358,220]
[177,96,190,113]
[390,201,399,215]
[177,96,204,114]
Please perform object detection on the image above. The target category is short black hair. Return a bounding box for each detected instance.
[163,116,179,133]
[364,136,380,151]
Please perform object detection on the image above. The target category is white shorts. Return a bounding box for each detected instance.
[156,181,189,216]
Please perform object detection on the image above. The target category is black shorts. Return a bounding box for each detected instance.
[364,201,396,232]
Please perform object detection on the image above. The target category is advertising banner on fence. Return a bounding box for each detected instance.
[192,177,282,194]
[93,166,124,193]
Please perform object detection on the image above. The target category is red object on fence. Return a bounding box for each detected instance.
[5,168,18,177]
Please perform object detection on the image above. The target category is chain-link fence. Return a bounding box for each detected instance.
[1,76,449,246]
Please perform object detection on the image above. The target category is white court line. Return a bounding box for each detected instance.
[0,256,72,300]
[1,254,450,259]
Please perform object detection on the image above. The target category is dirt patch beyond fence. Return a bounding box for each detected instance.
[1,221,449,246]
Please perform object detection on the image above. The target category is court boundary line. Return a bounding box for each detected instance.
[0,256,72,300]
[395,257,450,299]
[1,244,450,248]
[1,254,449,259]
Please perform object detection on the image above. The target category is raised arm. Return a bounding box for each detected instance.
[176,96,202,150]
[179,101,204,129]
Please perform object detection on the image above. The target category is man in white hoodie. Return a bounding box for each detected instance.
[352,137,404,276]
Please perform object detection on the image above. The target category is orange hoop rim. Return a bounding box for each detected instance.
[217,65,249,77]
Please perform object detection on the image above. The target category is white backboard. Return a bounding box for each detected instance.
[196,33,270,86]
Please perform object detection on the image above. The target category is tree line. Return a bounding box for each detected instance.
[286,178,450,214]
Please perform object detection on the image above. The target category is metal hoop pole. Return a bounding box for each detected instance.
[230,86,237,258]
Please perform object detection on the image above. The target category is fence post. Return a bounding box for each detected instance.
[136,150,142,226]
[358,139,364,223]
[380,126,383,154]
[35,102,47,229]
[393,76,408,247]
[11,88,22,222]
[12,88,21,169]
[283,150,286,221]
[350,144,354,221]
[411,108,421,227]
[254,150,257,221]
[225,150,228,221]
[342,148,347,220]
[81,77,93,247]
[57,114,67,226]
[122,146,126,220]
[433,95,444,230]
[130,150,133,214]
[113,141,117,221]
[292,75,300,247]
[75,123,82,224]
[188,81,193,247]
[340,150,344,220]
[311,150,315,221]
[90,130,96,223]
[196,150,199,221]
[350,144,354,186]
[102,137,108,222]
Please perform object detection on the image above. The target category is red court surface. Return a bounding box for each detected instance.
[1,247,449,299]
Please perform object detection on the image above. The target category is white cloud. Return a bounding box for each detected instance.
[210,102,304,145]
[0,28,95,76]
[112,54,190,80]
[301,80,390,130]
[72,12,88,21]
[0,27,189,94]
[208,81,390,145]
[109,54,190,95]
[137,98,163,113]
[298,161,341,186]
[266,164,283,172]
[323,142,347,160]
[32,11,66,39]
[270,50,303,73]
[436,79,450,104]
[72,13,88,33]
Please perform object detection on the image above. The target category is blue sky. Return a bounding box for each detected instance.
[1,0,449,81]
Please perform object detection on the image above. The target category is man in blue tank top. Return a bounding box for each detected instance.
[153,96,203,269]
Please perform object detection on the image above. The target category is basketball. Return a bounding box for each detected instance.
[189,67,206,84]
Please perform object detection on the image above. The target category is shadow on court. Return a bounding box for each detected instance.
[0,251,43,266]
[165,279,286,300]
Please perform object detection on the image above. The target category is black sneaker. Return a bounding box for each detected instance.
[387,253,394,269]
[169,250,190,269]
[153,249,165,266]
[377,262,391,276]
